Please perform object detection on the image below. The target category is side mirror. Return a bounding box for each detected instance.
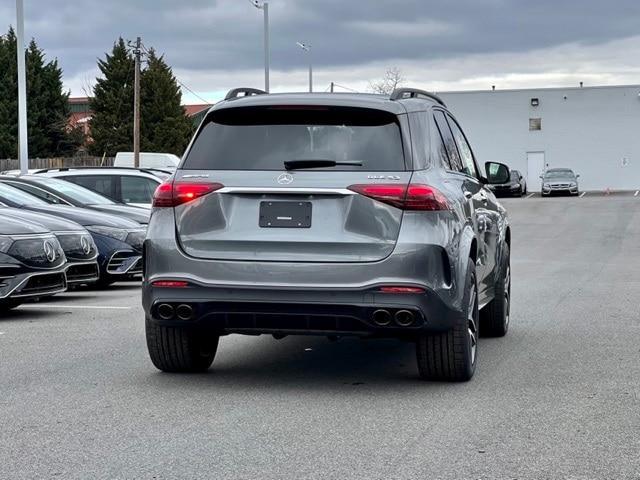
[485,162,510,184]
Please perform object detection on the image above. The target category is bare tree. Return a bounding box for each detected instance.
[368,67,405,95]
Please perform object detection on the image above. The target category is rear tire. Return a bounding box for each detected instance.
[480,244,510,337]
[416,258,478,382]
[145,318,219,372]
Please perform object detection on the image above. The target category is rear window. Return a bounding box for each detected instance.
[183,106,405,171]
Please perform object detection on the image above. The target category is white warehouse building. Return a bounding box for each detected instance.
[438,84,640,191]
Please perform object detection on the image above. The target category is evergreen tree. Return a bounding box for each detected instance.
[88,38,135,156]
[0,28,77,159]
[140,49,194,155]
[90,40,195,157]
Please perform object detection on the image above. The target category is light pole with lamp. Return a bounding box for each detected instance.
[250,1,270,93]
[296,42,312,93]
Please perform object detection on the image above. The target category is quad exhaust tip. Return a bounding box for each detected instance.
[394,310,415,327]
[157,303,175,320]
[176,304,194,321]
[372,309,392,326]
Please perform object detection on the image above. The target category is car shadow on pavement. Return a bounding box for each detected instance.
[0,307,66,322]
[145,335,469,390]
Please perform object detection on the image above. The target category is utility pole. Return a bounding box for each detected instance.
[296,42,312,93]
[133,37,141,169]
[330,82,334,93]
[16,0,28,174]
[250,1,270,92]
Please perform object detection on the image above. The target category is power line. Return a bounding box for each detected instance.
[138,42,212,105]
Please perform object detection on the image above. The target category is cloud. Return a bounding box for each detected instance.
[2,0,639,99]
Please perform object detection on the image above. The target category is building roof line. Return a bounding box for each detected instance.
[436,84,640,95]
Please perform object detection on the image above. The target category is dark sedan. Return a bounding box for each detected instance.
[0,183,145,287]
[0,176,150,225]
[487,169,527,197]
[1,207,99,286]
[0,216,67,311]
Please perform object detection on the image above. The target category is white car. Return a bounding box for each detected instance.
[34,168,163,209]
[114,152,180,170]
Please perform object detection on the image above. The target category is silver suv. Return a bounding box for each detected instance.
[143,88,512,381]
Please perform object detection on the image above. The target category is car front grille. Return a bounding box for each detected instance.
[107,252,143,274]
[66,263,99,284]
[15,272,66,297]
[57,233,97,261]
[8,237,65,268]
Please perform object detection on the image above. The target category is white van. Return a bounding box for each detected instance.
[114,152,180,170]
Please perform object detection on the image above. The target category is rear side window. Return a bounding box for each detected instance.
[67,175,115,199]
[433,111,463,172]
[446,115,478,178]
[183,106,406,171]
[121,176,157,204]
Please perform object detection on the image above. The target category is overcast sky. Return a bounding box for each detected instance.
[2,0,640,103]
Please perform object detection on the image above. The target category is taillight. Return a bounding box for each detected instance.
[152,180,224,207]
[379,286,426,294]
[347,184,449,211]
[152,280,190,288]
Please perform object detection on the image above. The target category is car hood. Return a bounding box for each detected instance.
[0,215,51,236]
[544,176,576,183]
[1,207,86,233]
[23,204,141,229]
[88,204,150,224]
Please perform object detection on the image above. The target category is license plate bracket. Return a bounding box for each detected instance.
[259,201,312,228]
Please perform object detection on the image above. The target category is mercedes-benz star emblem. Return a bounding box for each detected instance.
[276,173,294,185]
[43,240,56,263]
[80,236,92,255]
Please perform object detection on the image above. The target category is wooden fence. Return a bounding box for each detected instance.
[0,156,114,172]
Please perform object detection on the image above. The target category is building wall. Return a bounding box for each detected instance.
[438,85,640,191]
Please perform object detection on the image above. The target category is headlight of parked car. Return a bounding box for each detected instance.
[0,236,14,253]
[86,225,129,242]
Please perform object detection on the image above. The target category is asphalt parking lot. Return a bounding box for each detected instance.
[1,195,639,479]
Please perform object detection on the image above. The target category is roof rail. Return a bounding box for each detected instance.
[390,88,446,107]
[30,166,173,176]
[224,87,267,101]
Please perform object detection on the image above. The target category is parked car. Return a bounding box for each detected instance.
[0,207,99,286]
[0,216,67,311]
[142,87,512,382]
[0,183,145,287]
[114,152,180,170]
[541,168,580,196]
[487,169,527,197]
[33,168,163,208]
[0,175,150,225]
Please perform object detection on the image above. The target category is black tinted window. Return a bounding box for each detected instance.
[121,176,157,203]
[446,115,478,178]
[183,106,406,171]
[433,111,463,172]
[68,175,115,199]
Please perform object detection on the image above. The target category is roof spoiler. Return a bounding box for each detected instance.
[224,88,267,101]
[390,88,446,107]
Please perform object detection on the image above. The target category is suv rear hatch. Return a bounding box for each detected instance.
[170,105,411,263]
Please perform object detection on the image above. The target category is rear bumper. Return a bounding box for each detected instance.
[143,283,461,336]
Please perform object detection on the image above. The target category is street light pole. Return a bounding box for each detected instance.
[250,1,270,93]
[16,0,28,174]
[296,42,312,93]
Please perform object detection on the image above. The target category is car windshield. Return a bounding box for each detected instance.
[31,177,116,205]
[510,171,519,180]
[0,182,49,206]
[183,106,406,171]
[544,170,574,178]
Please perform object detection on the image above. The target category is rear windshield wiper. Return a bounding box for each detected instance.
[284,159,363,170]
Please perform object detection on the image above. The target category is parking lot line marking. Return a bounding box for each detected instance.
[20,305,132,310]
[580,192,586,198]
[526,193,535,199]
[635,190,639,197]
